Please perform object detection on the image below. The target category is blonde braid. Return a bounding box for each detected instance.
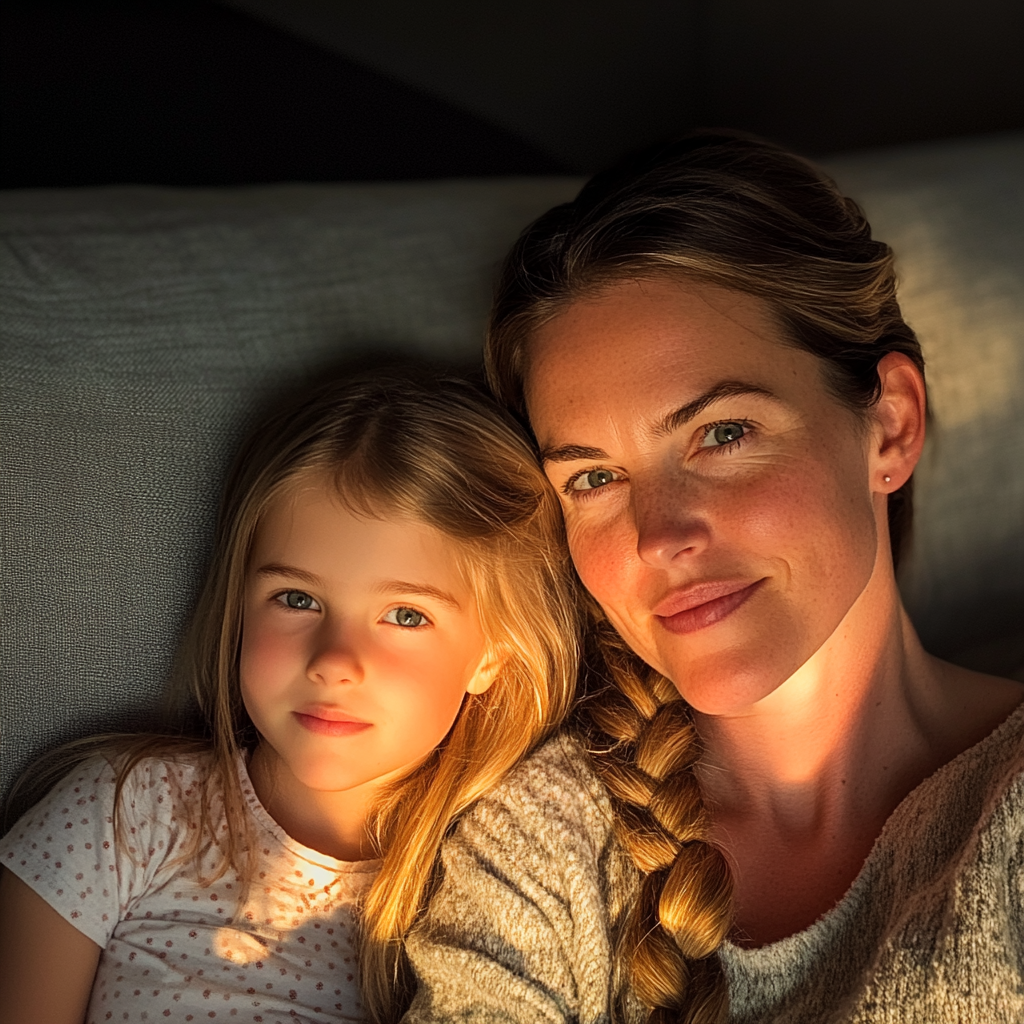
[578,618,733,1024]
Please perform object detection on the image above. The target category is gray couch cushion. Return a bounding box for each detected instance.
[827,134,1024,679]
[0,178,580,808]
[2,135,1022,810]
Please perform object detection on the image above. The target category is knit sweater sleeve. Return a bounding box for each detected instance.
[403,734,639,1024]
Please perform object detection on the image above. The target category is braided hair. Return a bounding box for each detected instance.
[579,612,732,1023]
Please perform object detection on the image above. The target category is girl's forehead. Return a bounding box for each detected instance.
[254,480,476,579]
[259,479,417,540]
[267,469,397,523]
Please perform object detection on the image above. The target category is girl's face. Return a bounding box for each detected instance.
[525,276,885,716]
[240,480,493,798]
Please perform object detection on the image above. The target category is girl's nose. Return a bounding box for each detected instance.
[306,625,365,686]
[633,484,711,569]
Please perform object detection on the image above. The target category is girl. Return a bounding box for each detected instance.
[0,372,580,1024]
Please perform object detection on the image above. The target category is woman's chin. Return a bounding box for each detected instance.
[661,646,805,717]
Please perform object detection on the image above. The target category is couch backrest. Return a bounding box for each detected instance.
[2,134,1022,812]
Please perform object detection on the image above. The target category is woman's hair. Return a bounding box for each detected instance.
[488,130,925,569]
[484,131,928,1023]
[10,371,580,1024]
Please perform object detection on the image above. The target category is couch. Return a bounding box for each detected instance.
[2,131,1022,814]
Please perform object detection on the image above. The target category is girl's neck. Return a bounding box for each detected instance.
[247,744,378,862]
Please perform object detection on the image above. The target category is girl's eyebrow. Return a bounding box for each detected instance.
[254,563,323,587]
[376,580,461,609]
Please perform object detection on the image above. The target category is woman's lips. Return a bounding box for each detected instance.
[654,578,766,635]
[293,709,372,738]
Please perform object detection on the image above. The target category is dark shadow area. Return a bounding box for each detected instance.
[0,0,565,188]
[701,0,1024,156]
[4,0,1021,185]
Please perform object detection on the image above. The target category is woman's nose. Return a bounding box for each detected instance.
[633,485,711,569]
[306,623,365,686]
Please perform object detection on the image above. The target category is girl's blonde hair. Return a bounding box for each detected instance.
[11,370,580,1024]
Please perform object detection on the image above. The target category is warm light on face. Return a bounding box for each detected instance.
[526,276,880,715]
[239,480,492,799]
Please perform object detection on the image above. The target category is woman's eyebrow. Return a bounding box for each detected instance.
[655,381,778,435]
[539,382,778,465]
[540,443,608,466]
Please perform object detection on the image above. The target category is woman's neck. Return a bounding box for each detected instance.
[693,557,1023,945]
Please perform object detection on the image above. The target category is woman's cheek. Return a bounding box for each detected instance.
[566,514,638,610]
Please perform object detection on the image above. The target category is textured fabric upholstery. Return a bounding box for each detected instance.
[0,178,579,807]
[827,135,1024,677]
[2,135,1022,811]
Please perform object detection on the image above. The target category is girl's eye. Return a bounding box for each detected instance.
[384,607,428,628]
[569,468,621,492]
[700,421,748,448]
[279,590,319,611]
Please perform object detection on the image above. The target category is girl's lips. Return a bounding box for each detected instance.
[655,578,765,636]
[293,711,372,738]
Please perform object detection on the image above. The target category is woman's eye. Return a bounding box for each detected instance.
[700,421,748,448]
[279,590,319,611]
[570,468,621,492]
[384,607,428,628]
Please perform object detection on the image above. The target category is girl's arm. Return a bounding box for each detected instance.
[0,867,101,1024]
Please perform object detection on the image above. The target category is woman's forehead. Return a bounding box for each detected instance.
[523,277,816,441]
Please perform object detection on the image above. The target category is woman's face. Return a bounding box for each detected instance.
[526,276,883,715]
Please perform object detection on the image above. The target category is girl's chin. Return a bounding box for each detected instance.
[290,769,370,795]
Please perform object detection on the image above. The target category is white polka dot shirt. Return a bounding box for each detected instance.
[0,754,380,1023]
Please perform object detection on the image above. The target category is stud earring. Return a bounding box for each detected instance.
[883,475,891,483]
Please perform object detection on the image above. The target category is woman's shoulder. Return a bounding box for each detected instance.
[454,733,614,868]
[980,700,1024,838]
[873,697,1024,886]
[950,695,1024,817]
[405,733,632,1024]
[474,731,614,840]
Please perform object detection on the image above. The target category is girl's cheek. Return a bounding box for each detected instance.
[239,616,300,695]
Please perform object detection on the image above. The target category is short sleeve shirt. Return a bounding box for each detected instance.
[0,754,380,1024]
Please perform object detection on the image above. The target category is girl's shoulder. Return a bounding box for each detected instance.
[0,747,222,950]
[5,746,220,843]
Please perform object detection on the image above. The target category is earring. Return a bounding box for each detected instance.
[883,475,891,483]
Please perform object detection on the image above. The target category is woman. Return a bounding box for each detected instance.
[401,133,1024,1024]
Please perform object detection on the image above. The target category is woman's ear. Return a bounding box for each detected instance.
[466,648,504,695]
[871,351,927,493]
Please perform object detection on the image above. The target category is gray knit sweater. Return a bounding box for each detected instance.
[404,702,1024,1023]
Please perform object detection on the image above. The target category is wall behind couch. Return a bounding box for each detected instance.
[226,0,1024,168]
[3,0,1022,187]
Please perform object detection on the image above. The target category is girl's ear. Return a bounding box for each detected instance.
[871,351,927,493]
[465,649,504,695]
